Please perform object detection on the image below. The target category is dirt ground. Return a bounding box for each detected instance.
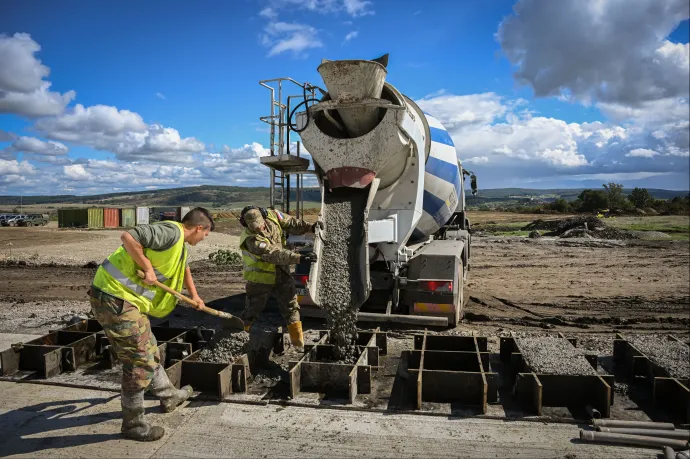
[1,222,688,337]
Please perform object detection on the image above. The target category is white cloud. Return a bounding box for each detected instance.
[464,156,489,164]
[0,159,36,185]
[156,92,166,100]
[259,7,278,19]
[344,31,358,42]
[497,0,689,106]
[0,33,76,117]
[417,93,515,131]
[626,148,659,158]
[0,130,16,142]
[261,21,323,57]
[343,0,374,17]
[6,136,69,156]
[35,104,205,163]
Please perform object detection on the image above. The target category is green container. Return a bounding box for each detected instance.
[58,209,88,228]
[88,208,104,228]
[120,208,136,227]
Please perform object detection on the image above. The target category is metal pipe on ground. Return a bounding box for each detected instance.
[579,430,689,449]
[596,428,690,440]
[592,419,676,430]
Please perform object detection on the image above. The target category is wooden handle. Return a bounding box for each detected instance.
[135,270,239,321]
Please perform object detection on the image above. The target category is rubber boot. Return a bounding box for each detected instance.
[121,389,165,442]
[148,365,193,413]
[243,320,254,332]
[287,321,304,348]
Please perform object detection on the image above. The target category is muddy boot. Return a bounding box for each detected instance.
[121,390,165,442]
[287,321,304,348]
[243,320,254,332]
[149,365,193,413]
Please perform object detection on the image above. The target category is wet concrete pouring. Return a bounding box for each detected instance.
[316,188,369,363]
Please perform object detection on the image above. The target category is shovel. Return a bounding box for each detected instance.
[136,270,245,331]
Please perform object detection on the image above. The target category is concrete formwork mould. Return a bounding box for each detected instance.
[500,333,613,418]
[288,328,388,404]
[0,320,251,398]
[613,333,690,423]
[402,332,497,413]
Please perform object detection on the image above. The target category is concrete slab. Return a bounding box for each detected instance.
[0,381,657,458]
[0,333,41,371]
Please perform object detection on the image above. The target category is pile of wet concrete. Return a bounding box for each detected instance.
[197,330,250,363]
[515,336,597,376]
[316,188,368,363]
[523,216,636,240]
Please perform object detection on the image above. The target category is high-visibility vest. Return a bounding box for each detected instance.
[92,221,187,318]
[239,210,285,285]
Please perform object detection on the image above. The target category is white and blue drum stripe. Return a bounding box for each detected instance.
[411,112,461,241]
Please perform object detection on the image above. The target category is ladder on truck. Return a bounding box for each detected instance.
[258,78,318,219]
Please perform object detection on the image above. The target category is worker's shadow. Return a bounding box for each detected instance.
[0,395,121,457]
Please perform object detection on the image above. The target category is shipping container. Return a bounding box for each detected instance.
[58,209,88,228]
[121,208,136,227]
[103,208,120,228]
[151,207,178,222]
[88,208,104,228]
[136,207,150,225]
[180,206,191,221]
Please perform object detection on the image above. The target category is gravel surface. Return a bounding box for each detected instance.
[0,300,92,335]
[197,330,250,363]
[515,336,597,375]
[316,189,368,363]
[1,228,239,266]
[627,334,690,379]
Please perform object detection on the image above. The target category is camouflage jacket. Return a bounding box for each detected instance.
[243,210,312,266]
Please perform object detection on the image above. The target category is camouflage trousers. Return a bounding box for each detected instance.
[241,268,300,325]
[89,294,159,392]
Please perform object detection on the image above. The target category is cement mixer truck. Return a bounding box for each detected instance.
[258,55,477,328]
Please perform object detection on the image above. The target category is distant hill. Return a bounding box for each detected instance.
[0,185,687,208]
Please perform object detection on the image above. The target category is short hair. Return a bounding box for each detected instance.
[182,207,215,231]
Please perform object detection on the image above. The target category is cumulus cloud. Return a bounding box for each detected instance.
[417,91,688,187]
[0,33,76,117]
[35,104,205,163]
[626,148,659,158]
[5,136,69,156]
[261,21,323,57]
[0,159,36,185]
[497,0,689,106]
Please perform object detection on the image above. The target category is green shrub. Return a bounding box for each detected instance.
[208,249,242,266]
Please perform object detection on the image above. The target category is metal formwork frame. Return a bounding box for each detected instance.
[613,333,690,423]
[288,328,388,404]
[500,333,614,417]
[404,331,498,413]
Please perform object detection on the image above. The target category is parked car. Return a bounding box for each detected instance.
[1,215,27,226]
[0,214,16,223]
[17,214,49,226]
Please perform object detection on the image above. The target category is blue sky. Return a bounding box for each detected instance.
[0,0,688,195]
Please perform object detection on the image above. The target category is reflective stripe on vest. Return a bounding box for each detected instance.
[100,259,156,300]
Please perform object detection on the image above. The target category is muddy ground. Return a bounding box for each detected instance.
[1,230,688,338]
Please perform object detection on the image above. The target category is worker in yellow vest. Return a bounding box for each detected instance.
[238,206,319,347]
[88,207,214,442]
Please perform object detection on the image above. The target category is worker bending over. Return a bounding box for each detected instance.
[88,208,214,442]
[239,206,319,347]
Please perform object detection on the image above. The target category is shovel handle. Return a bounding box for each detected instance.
[135,269,236,320]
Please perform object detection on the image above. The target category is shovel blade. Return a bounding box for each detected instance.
[221,316,245,332]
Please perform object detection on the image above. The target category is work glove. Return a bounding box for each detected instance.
[299,252,318,264]
[311,221,324,233]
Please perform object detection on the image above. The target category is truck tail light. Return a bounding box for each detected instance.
[295,275,309,286]
[419,281,453,292]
